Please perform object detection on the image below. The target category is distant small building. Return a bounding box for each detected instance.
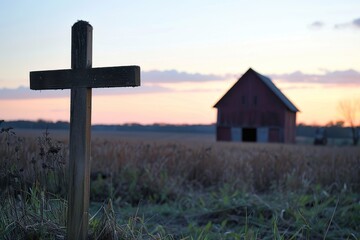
[213,68,299,143]
[314,127,327,145]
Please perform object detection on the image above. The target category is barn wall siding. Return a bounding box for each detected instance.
[284,111,297,143]
[214,68,298,144]
[216,126,231,141]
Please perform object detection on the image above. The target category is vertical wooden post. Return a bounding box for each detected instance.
[30,19,140,240]
[67,21,92,240]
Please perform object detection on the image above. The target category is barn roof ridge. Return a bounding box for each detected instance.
[213,68,299,112]
[250,68,299,112]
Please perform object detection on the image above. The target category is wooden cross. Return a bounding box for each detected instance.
[29,20,140,240]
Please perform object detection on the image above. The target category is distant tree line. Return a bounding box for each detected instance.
[0,120,356,140]
[92,123,216,134]
[1,120,215,134]
[296,123,351,139]
[1,120,70,130]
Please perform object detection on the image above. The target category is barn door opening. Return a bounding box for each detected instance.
[242,128,257,142]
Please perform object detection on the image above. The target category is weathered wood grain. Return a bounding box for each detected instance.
[67,20,92,240]
[30,66,140,90]
[29,20,141,240]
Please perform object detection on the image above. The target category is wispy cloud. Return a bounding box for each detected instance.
[270,69,360,85]
[0,70,227,100]
[0,86,69,99]
[309,21,325,29]
[310,18,360,30]
[334,17,360,29]
[352,18,360,28]
[2,69,358,100]
[142,70,226,83]
[0,85,174,100]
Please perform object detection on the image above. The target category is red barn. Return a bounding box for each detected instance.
[213,68,299,143]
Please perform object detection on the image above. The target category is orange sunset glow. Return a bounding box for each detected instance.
[1,80,358,126]
[0,1,359,126]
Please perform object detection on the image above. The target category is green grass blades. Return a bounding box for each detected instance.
[1,125,360,239]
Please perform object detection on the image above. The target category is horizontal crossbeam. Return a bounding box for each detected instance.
[30,66,140,90]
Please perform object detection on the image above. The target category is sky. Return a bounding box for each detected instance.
[0,0,359,125]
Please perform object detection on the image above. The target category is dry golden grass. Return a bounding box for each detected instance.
[2,128,360,239]
[89,137,360,197]
[7,129,360,200]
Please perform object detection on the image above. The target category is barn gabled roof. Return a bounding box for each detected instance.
[213,68,299,112]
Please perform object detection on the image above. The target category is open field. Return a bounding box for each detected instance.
[1,127,360,239]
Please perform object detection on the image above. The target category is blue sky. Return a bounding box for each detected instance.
[0,1,359,124]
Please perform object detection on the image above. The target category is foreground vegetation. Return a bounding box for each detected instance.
[0,123,359,239]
